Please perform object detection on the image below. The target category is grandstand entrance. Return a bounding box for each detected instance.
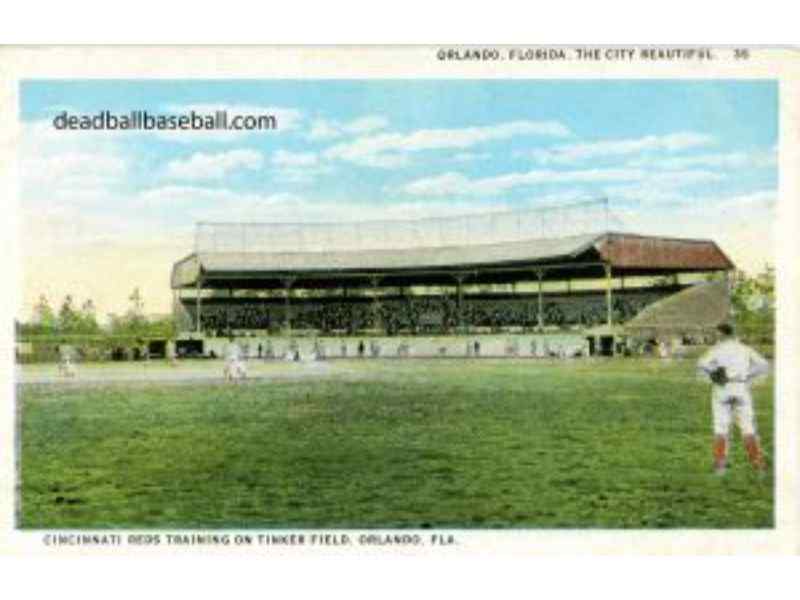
[598,336,615,357]
[176,339,203,358]
[148,340,167,359]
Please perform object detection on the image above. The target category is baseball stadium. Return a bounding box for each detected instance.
[17,199,774,530]
[168,200,734,360]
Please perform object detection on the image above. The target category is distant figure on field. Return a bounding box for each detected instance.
[697,323,770,475]
[166,343,178,367]
[357,340,365,358]
[224,341,247,381]
[58,346,76,378]
[369,341,381,358]
[59,356,76,378]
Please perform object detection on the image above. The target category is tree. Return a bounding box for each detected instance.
[731,264,774,344]
[32,294,58,332]
[58,295,83,332]
[119,287,147,333]
[79,299,100,333]
[128,287,144,318]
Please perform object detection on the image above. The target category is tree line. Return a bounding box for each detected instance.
[16,287,175,338]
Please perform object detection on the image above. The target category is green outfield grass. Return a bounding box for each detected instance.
[18,358,773,529]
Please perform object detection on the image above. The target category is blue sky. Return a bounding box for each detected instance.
[18,80,777,317]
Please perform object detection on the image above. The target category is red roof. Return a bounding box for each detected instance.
[596,233,734,271]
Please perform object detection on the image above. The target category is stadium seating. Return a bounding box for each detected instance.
[182,288,672,335]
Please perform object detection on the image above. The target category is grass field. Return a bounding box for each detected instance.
[18,358,774,529]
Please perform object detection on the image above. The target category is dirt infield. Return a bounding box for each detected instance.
[16,358,347,385]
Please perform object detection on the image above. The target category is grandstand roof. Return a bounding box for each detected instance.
[171,232,734,290]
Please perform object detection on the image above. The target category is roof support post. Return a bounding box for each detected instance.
[172,289,179,334]
[227,288,232,334]
[195,276,203,334]
[536,269,545,332]
[282,277,296,333]
[342,286,354,334]
[453,273,467,334]
[370,276,382,332]
[605,263,613,328]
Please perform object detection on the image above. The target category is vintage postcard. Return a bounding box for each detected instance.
[0,46,798,555]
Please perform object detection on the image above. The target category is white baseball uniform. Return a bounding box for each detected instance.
[224,343,246,380]
[697,339,769,436]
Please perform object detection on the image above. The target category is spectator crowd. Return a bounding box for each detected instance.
[185,290,661,335]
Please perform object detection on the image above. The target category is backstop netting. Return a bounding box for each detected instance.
[195,198,619,254]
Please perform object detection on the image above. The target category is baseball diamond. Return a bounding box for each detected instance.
[17,203,772,531]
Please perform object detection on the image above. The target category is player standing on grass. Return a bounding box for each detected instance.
[224,339,247,381]
[697,323,770,475]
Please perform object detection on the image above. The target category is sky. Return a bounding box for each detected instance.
[18,80,777,320]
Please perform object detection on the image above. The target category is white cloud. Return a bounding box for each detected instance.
[23,152,127,187]
[20,120,130,205]
[137,185,249,207]
[343,116,390,135]
[165,149,264,180]
[269,150,334,183]
[272,150,319,167]
[402,167,726,197]
[627,148,777,170]
[451,152,491,162]
[530,132,715,165]
[308,115,389,140]
[325,120,571,168]
[308,120,340,140]
[403,164,726,197]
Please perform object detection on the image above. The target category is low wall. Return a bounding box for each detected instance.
[192,333,591,360]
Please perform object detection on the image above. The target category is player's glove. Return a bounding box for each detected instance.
[709,366,728,386]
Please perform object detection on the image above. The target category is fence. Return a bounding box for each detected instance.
[195,198,617,254]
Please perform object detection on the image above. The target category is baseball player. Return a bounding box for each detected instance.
[59,356,76,378]
[697,323,770,475]
[223,340,247,381]
[58,346,76,378]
